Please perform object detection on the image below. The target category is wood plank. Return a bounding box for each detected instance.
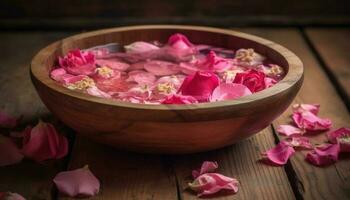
[305,28,350,106]
[174,127,295,200]
[241,28,350,199]
[0,32,73,199]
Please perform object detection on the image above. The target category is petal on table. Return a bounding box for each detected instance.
[0,110,17,129]
[327,127,350,152]
[292,111,332,131]
[306,143,340,166]
[277,125,305,137]
[192,161,219,178]
[262,141,295,165]
[0,135,23,166]
[285,136,313,150]
[292,103,320,115]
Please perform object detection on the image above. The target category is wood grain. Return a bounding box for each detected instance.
[305,28,350,106]
[0,32,73,199]
[241,28,350,199]
[30,25,303,153]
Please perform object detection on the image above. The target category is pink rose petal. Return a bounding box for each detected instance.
[59,49,96,75]
[161,94,198,104]
[292,103,320,115]
[188,173,239,197]
[199,51,231,72]
[53,165,100,198]
[285,137,313,150]
[0,192,26,200]
[277,125,305,137]
[306,143,340,166]
[192,161,219,178]
[264,77,277,88]
[50,68,67,82]
[96,59,130,71]
[124,41,160,53]
[126,70,156,84]
[263,141,295,165]
[233,69,266,93]
[210,83,252,102]
[86,87,112,98]
[143,60,180,76]
[292,111,332,131]
[168,33,193,50]
[95,76,129,94]
[21,121,68,162]
[327,127,350,152]
[0,135,24,166]
[0,110,17,128]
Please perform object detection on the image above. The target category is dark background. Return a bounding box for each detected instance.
[1,0,350,30]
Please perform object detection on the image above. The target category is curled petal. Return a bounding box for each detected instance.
[143,60,180,76]
[0,110,17,128]
[263,141,295,165]
[96,59,130,71]
[306,143,340,166]
[285,137,313,150]
[168,33,193,50]
[327,127,350,152]
[277,125,305,137]
[292,111,332,131]
[21,121,68,162]
[126,70,156,84]
[0,135,23,166]
[292,103,320,115]
[210,83,252,102]
[124,41,160,53]
[53,165,100,198]
[192,161,218,178]
[161,94,198,104]
[233,69,266,93]
[0,192,26,200]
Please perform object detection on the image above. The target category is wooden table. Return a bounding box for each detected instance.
[0,28,349,200]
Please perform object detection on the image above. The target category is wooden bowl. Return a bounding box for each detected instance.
[30,25,303,154]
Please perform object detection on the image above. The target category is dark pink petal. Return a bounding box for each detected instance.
[22,121,68,162]
[178,71,219,102]
[192,161,218,178]
[263,141,295,165]
[96,59,130,71]
[292,103,320,115]
[233,69,266,93]
[0,135,23,166]
[188,173,239,197]
[306,143,340,166]
[277,125,305,137]
[0,110,17,128]
[53,165,100,198]
[59,49,96,75]
[0,192,26,200]
[143,60,180,76]
[126,70,156,84]
[168,33,193,50]
[210,83,252,102]
[285,137,313,150]
[327,127,350,152]
[124,41,160,53]
[161,94,198,104]
[292,111,332,131]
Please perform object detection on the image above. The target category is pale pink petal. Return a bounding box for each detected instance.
[126,70,156,84]
[264,77,277,88]
[327,127,350,152]
[188,173,239,197]
[0,135,23,166]
[285,137,313,150]
[277,125,305,136]
[292,111,332,131]
[61,75,86,85]
[86,87,112,98]
[0,110,17,128]
[96,59,130,71]
[306,143,340,166]
[292,103,320,115]
[192,161,219,178]
[263,141,295,165]
[161,94,198,104]
[143,60,180,76]
[210,83,252,102]
[50,68,67,82]
[0,192,26,200]
[124,41,160,53]
[22,121,68,162]
[53,165,100,198]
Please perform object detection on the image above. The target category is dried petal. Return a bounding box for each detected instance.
[292,111,332,131]
[210,83,252,102]
[263,141,295,165]
[22,121,68,162]
[124,41,160,53]
[292,103,320,115]
[277,125,305,137]
[0,110,17,128]
[327,127,350,152]
[306,143,340,166]
[0,135,23,166]
[192,161,218,178]
[161,94,198,104]
[188,173,239,197]
[285,137,313,150]
[53,165,100,198]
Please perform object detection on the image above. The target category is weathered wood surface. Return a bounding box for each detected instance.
[305,28,350,107]
[241,28,350,199]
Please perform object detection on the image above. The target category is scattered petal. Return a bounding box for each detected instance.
[277,125,305,137]
[188,173,239,197]
[292,103,320,115]
[22,121,68,162]
[53,165,100,198]
[292,111,332,131]
[263,141,295,165]
[192,161,218,178]
[327,127,350,152]
[285,137,313,150]
[0,135,23,166]
[210,83,252,102]
[233,69,266,93]
[161,94,198,104]
[0,110,17,128]
[306,143,340,166]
